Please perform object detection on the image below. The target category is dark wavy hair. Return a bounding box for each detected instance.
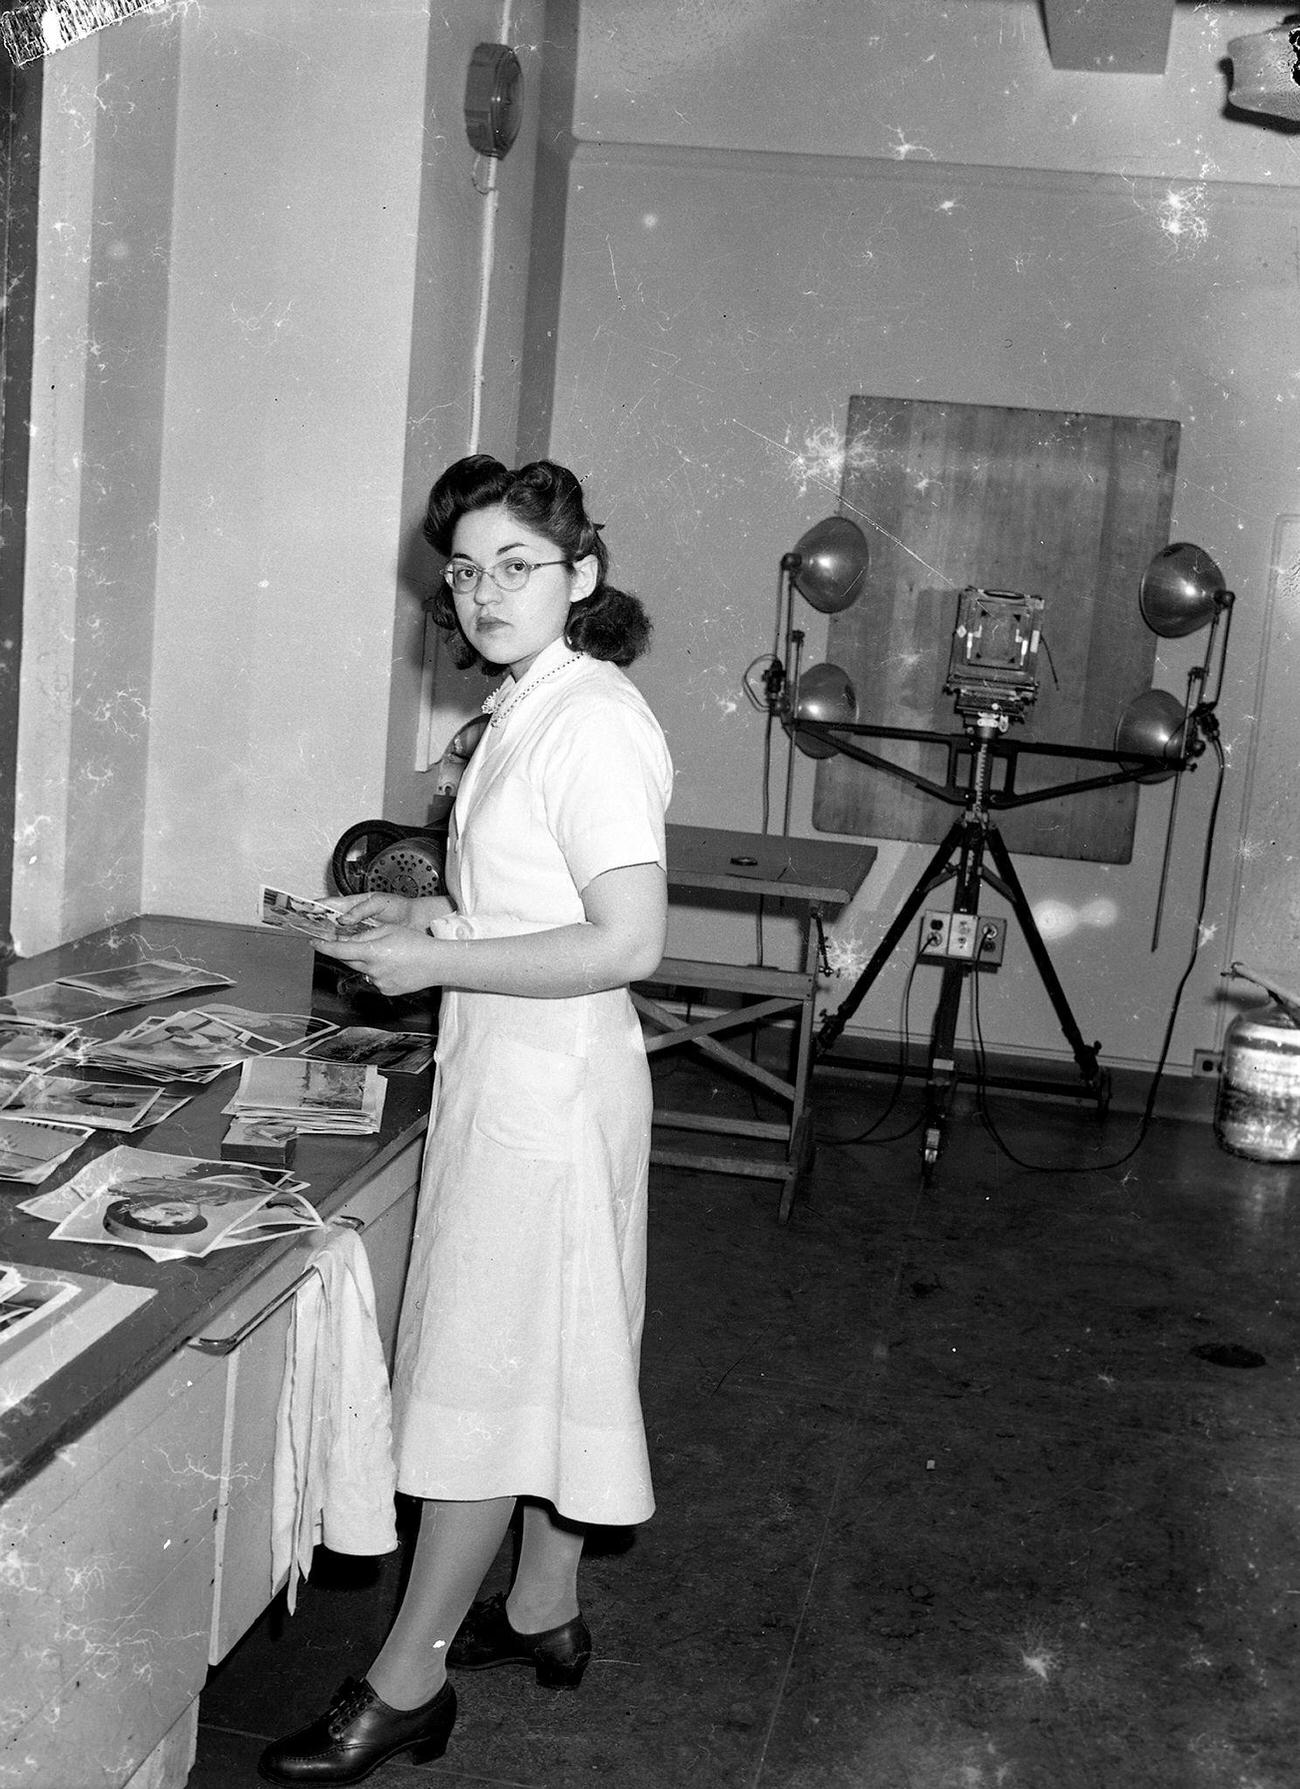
[423,455,652,671]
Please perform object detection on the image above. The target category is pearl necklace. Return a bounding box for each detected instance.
[483,652,582,730]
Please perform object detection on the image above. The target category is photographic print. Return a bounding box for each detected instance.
[0,982,130,1026]
[299,1027,436,1074]
[55,959,236,1005]
[259,885,383,942]
[196,1005,338,1053]
[47,1146,305,1259]
[84,1008,251,1083]
[0,1263,79,1343]
[0,1021,81,1071]
[0,1117,94,1184]
[227,1056,386,1133]
[209,1190,325,1248]
[0,1263,155,1407]
[0,1068,162,1132]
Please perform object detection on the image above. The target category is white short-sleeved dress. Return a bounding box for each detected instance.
[390,638,673,1526]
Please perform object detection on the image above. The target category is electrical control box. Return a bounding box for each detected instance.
[919,911,1006,969]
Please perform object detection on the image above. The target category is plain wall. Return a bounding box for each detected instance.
[541,0,1300,1071]
[13,0,547,952]
[14,21,178,952]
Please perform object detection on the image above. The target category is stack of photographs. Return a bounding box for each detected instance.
[259,886,383,942]
[22,1146,322,1262]
[80,1009,253,1084]
[79,1005,337,1085]
[225,1056,387,1135]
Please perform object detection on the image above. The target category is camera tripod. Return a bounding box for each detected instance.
[813,716,1108,1174]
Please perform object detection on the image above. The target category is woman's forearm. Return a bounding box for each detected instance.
[321,863,667,999]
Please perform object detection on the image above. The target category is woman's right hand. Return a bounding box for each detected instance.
[323,891,415,929]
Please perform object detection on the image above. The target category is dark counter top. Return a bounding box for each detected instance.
[0,915,435,1499]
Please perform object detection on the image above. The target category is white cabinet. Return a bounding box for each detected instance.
[0,1347,227,1789]
[0,1139,420,1789]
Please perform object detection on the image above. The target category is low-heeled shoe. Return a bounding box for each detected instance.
[447,1592,592,1689]
[257,1675,456,1785]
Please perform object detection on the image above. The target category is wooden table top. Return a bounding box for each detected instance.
[666,824,876,908]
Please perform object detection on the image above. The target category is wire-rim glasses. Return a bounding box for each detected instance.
[443,556,569,597]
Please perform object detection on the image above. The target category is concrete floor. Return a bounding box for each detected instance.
[193,1065,1300,1788]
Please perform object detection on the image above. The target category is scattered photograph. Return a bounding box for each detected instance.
[209,1190,325,1248]
[54,959,236,1006]
[0,1264,155,1406]
[129,1093,191,1128]
[0,1263,79,1342]
[0,1068,162,1131]
[46,1146,305,1260]
[196,1006,338,1053]
[299,1028,435,1074]
[0,1020,81,1071]
[83,1008,251,1083]
[0,1116,94,1184]
[0,982,130,1026]
[259,885,383,943]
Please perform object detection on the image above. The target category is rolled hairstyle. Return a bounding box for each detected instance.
[424,455,652,671]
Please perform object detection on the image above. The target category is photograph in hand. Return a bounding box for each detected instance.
[259,886,385,942]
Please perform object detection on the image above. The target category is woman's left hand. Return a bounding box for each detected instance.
[316,923,443,999]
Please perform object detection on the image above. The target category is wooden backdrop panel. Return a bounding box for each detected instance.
[812,398,1179,862]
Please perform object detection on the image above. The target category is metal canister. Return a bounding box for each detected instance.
[1215,1002,1300,1163]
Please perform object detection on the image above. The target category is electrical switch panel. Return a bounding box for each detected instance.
[919,911,1006,969]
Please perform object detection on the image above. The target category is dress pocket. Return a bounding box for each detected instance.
[469,1033,585,1161]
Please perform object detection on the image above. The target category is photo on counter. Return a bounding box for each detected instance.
[298,1027,436,1074]
[0,982,130,1027]
[46,1146,306,1260]
[0,1263,155,1409]
[0,1068,163,1132]
[195,1005,338,1053]
[0,1021,81,1071]
[0,1117,94,1184]
[54,958,236,1006]
[82,1008,251,1083]
[209,1190,325,1248]
[0,1263,80,1342]
[259,885,382,942]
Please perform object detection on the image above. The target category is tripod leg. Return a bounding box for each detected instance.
[817,823,964,1054]
[921,957,966,1174]
[984,825,1102,1091]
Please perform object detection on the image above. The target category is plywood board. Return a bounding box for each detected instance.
[813,398,1179,862]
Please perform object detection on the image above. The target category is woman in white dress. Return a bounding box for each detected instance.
[259,457,672,1787]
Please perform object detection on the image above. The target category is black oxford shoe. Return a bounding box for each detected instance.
[257,1676,456,1785]
[447,1592,592,1688]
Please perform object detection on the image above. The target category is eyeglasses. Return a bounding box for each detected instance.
[443,556,569,597]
